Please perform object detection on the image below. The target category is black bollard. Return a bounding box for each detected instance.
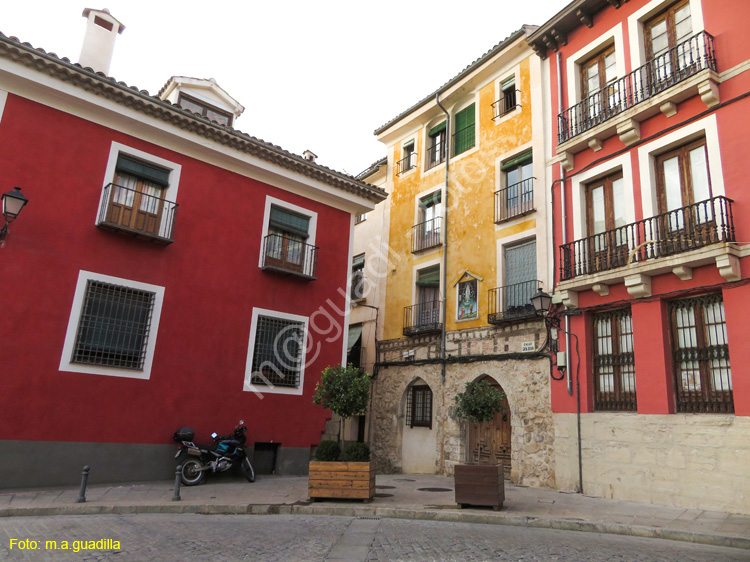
[76,465,90,503]
[172,465,182,502]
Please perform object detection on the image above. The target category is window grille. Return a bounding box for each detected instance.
[71,281,155,369]
[669,294,733,413]
[251,316,305,388]
[406,385,432,428]
[592,308,636,411]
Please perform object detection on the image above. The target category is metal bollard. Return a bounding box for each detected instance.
[76,465,90,503]
[172,465,182,502]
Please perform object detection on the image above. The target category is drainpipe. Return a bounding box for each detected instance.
[436,94,450,385]
[556,50,583,495]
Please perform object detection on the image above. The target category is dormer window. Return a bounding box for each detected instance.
[177,93,234,126]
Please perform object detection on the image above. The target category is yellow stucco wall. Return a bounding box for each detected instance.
[384,56,537,340]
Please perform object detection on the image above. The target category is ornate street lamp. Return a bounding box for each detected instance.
[1,187,29,243]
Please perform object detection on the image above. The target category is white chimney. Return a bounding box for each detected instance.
[303,150,318,163]
[78,8,125,75]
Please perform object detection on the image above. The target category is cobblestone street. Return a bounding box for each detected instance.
[0,514,747,562]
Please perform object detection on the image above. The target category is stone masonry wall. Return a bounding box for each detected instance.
[554,413,750,515]
[372,319,556,488]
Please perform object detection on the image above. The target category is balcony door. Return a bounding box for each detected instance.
[265,206,311,273]
[504,239,536,316]
[581,46,618,123]
[416,266,440,328]
[108,155,169,236]
[646,0,693,89]
[656,139,714,253]
[586,172,627,273]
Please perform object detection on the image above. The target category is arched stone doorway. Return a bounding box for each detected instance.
[468,375,511,476]
[401,377,437,473]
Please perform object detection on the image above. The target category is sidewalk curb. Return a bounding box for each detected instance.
[1,503,748,550]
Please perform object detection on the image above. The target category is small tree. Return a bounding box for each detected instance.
[312,364,370,460]
[452,379,505,463]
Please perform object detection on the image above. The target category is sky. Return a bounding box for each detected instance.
[0,1,567,176]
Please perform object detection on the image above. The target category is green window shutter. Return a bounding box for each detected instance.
[352,254,365,268]
[501,150,533,172]
[403,140,415,150]
[416,267,440,287]
[428,121,447,137]
[269,206,310,238]
[420,191,442,207]
[501,76,515,90]
[116,155,170,187]
[454,104,475,155]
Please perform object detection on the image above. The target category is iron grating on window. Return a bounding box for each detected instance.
[592,307,636,411]
[71,280,155,370]
[251,316,305,388]
[669,294,733,413]
[406,385,432,428]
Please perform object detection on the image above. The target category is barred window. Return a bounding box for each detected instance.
[71,281,155,370]
[406,385,432,428]
[592,308,636,411]
[250,315,306,388]
[670,294,733,413]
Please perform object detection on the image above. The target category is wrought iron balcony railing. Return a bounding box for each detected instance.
[495,178,535,223]
[396,152,417,175]
[491,89,520,120]
[425,139,446,171]
[97,182,178,244]
[558,31,717,144]
[261,233,319,280]
[403,300,442,336]
[412,217,442,253]
[559,196,734,281]
[488,280,542,324]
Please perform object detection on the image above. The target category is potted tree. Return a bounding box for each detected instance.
[452,378,506,510]
[309,364,374,502]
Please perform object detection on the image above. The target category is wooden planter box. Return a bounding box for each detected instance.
[308,461,375,502]
[454,463,504,510]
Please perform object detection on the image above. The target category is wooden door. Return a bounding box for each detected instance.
[586,172,628,273]
[469,379,511,475]
[108,172,164,236]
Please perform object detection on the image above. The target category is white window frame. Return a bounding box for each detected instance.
[628,0,705,70]
[59,270,165,380]
[243,307,309,396]
[423,117,448,174]
[97,142,182,238]
[493,66,522,125]
[566,23,626,108]
[637,115,724,220]
[258,196,318,269]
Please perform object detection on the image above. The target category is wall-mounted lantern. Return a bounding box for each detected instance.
[1,187,29,243]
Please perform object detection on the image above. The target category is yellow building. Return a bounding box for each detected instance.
[366,27,556,485]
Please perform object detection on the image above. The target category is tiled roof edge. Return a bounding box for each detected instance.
[0,33,387,204]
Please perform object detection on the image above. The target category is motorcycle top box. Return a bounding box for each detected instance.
[174,427,195,442]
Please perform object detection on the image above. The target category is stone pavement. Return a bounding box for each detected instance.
[0,474,747,551]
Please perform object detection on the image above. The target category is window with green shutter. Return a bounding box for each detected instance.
[454,104,475,155]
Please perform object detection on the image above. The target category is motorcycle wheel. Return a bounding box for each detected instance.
[179,458,206,486]
[240,457,255,483]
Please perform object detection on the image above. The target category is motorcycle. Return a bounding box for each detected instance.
[173,420,255,486]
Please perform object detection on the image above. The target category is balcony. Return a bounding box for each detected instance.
[560,196,735,282]
[491,89,519,120]
[558,31,717,145]
[403,300,442,337]
[494,178,535,223]
[261,233,319,280]
[97,183,178,244]
[396,152,417,176]
[412,217,442,253]
[488,280,542,324]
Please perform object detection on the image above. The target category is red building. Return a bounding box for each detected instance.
[0,10,385,487]
[528,0,750,513]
